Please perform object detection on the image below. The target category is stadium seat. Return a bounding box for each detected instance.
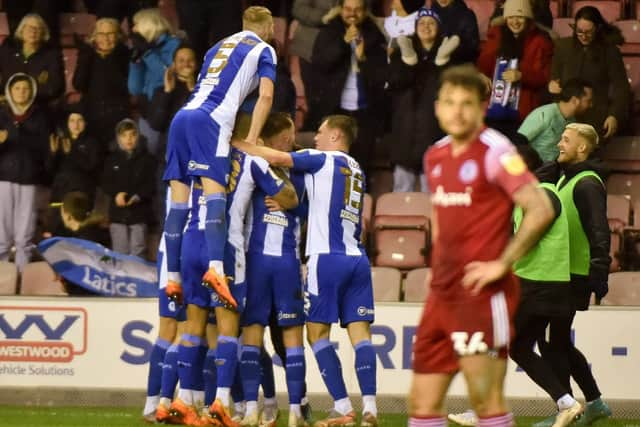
[607,173,640,203]
[369,169,393,199]
[373,192,431,269]
[601,272,640,305]
[615,20,640,54]
[602,136,640,172]
[622,56,640,103]
[59,13,96,47]
[363,193,374,232]
[608,194,631,226]
[553,17,575,37]
[20,262,67,296]
[466,0,494,40]
[0,261,18,295]
[371,266,402,302]
[550,0,562,17]
[62,48,78,95]
[0,13,9,44]
[571,1,621,22]
[404,267,432,302]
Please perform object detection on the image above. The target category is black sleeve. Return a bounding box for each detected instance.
[101,157,116,196]
[450,10,480,64]
[135,155,157,200]
[534,161,562,183]
[574,177,611,288]
[38,47,65,101]
[72,43,92,93]
[311,22,351,72]
[543,188,562,220]
[387,50,416,91]
[147,87,173,131]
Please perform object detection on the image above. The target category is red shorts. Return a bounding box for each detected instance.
[412,280,520,374]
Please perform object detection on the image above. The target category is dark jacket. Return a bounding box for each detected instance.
[147,80,191,133]
[431,0,480,64]
[387,38,446,172]
[311,15,387,120]
[46,131,101,203]
[0,73,50,185]
[0,39,64,105]
[73,42,131,144]
[537,159,611,310]
[101,144,156,225]
[551,31,631,135]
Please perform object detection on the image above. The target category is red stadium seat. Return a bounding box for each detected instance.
[374,192,431,269]
[571,1,622,22]
[369,169,394,199]
[551,0,561,17]
[601,272,640,305]
[553,17,575,37]
[610,230,622,271]
[466,0,495,40]
[59,13,97,47]
[0,261,18,295]
[615,20,640,54]
[0,13,9,44]
[608,194,631,225]
[371,266,402,302]
[20,262,67,296]
[623,56,640,103]
[404,267,432,302]
[634,200,640,226]
[607,173,640,203]
[62,48,78,95]
[602,136,640,172]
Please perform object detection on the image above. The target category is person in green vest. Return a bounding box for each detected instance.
[535,122,612,426]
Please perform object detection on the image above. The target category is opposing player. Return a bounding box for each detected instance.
[207,114,299,427]
[408,65,554,427]
[162,6,276,309]
[234,115,378,427]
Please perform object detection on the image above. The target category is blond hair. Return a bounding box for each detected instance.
[133,8,173,43]
[89,17,122,43]
[242,6,273,32]
[15,13,50,43]
[566,122,599,153]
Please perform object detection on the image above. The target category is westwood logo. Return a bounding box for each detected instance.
[0,306,87,363]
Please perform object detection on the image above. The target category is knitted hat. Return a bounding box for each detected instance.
[401,0,425,14]
[503,0,533,18]
[416,7,442,25]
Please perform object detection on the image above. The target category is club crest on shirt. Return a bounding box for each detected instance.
[431,164,442,178]
[499,152,527,176]
[458,160,478,183]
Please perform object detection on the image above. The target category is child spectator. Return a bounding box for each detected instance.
[56,191,110,247]
[101,119,156,258]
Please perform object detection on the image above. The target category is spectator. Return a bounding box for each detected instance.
[175,0,243,61]
[388,7,448,192]
[101,119,156,258]
[128,8,181,156]
[73,17,131,150]
[46,106,101,207]
[0,73,51,270]
[518,78,593,162]
[0,14,65,107]
[3,0,73,43]
[549,6,630,140]
[311,0,388,179]
[477,0,553,139]
[56,191,110,247]
[490,0,553,31]
[430,0,480,65]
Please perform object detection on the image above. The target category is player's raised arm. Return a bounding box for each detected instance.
[245,77,274,144]
[233,139,294,167]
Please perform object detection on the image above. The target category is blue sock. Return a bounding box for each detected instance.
[355,340,377,396]
[177,334,205,391]
[240,345,261,402]
[312,339,347,401]
[203,348,218,406]
[160,344,179,399]
[164,202,189,275]
[204,194,227,264]
[147,338,170,396]
[231,364,244,403]
[260,348,276,399]
[285,347,306,405]
[216,335,238,388]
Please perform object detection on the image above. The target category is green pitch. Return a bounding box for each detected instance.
[1,406,639,426]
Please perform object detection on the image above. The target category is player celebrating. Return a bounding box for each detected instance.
[408,65,555,427]
[162,6,276,310]
[234,115,378,427]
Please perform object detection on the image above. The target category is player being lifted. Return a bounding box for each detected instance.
[235,115,378,427]
[162,6,276,310]
[408,65,554,427]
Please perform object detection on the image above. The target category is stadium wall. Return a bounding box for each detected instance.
[0,297,638,416]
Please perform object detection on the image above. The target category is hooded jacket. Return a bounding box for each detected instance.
[537,158,611,310]
[0,73,50,185]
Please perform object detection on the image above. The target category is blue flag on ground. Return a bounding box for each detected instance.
[38,237,158,297]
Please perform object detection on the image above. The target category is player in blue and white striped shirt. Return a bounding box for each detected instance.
[234,115,378,427]
[161,6,277,312]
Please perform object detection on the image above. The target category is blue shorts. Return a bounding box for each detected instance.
[211,243,247,313]
[162,108,231,186]
[181,229,215,309]
[305,254,375,328]
[157,249,186,321]
[242,252,305,328]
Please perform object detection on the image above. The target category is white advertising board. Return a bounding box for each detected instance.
[0,298,638,400]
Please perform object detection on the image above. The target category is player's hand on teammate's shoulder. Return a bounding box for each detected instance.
[264,196,283,212]
[462,259,510,295]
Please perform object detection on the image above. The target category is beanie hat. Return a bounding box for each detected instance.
[503,0,533,18]
[416,7,442,25]
[401,0,425,14]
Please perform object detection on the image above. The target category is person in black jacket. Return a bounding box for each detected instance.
[310,0,387,180]
[388,7,448,192]
[73,17,131,150]
[0,14,65,108]
[57,191,110,247]
[430,0,480,65]
[101,118,156,258]
[0,73,51,270]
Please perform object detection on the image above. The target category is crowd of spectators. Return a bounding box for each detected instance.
[0,0,635,270]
